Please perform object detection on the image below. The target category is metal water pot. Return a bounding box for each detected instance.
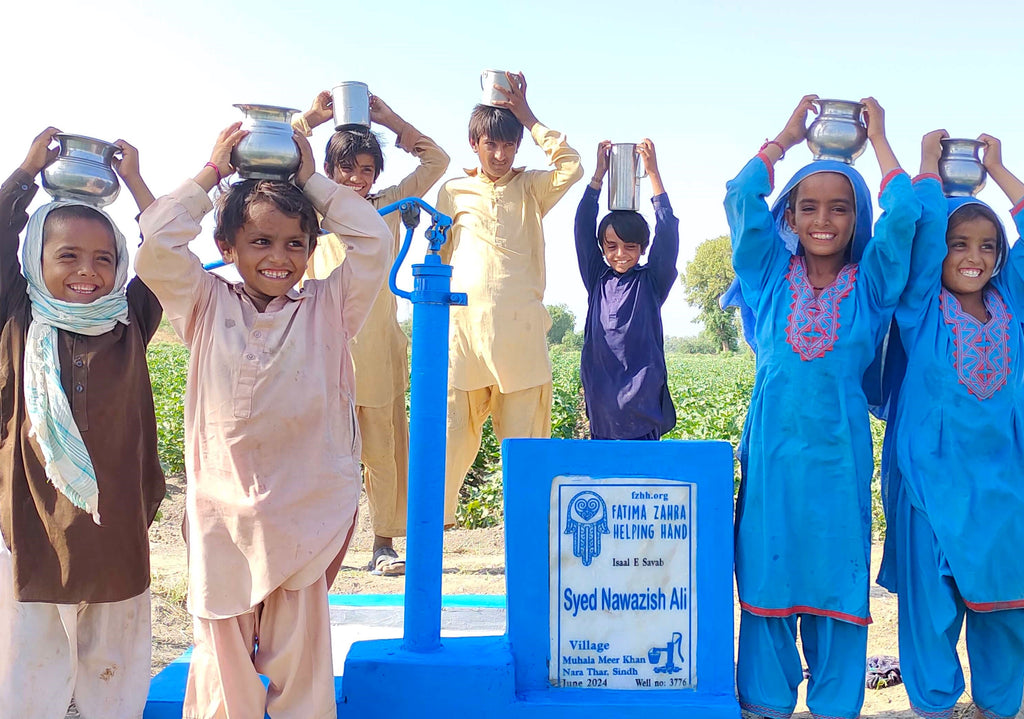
[607,143,646,211]
[331,82,370,130]
[41,134,120,207]
[230,104,301,181]
[939,138,987,197]
[805,99,868,164]
[480,69,513,107]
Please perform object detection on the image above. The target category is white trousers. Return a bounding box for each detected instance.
[0,534,152,719]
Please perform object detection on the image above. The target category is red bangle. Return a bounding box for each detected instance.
[204,162,223,185]
[760,139,786,160]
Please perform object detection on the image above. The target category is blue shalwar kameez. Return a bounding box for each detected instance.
[724,154,920,719]
[878,175,1024,719]
[574,184,679,440]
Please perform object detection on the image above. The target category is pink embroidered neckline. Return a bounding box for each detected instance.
[939,288,1011,400]
[785,257,858,361]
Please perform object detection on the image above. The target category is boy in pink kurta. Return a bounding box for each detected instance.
[136,124,391,719]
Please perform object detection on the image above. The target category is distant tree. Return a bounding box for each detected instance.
[546,304,576,345]
[681,235,738,352]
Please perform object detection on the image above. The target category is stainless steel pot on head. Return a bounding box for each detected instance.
[480,69,513,108]
[331,82,371,130]
[42,134,121,207]
[230,104,302,181]
[805,99,868,164]
[939,138,987,197]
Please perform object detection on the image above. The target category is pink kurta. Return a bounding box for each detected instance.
[136,175,391,619]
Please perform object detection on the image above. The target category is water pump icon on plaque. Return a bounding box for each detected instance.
[550,478,697,690]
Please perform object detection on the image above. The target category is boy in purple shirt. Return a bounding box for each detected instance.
[574,139,678,439]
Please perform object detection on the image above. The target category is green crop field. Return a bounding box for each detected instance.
[145,341,886,537]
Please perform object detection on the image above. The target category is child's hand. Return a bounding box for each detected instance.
[303,91,334,130]
[19,127,61,177]
[112,140,143,182]
[493,71,539,130]
[369,94,397,126]
[920,129,948,176]
[196,123,248,192]
[979,133,1004,172]
[638,138,666,196]
[592,140,612,184]
[861,97,886,143]
[775,95,818,150]
[210,122,247,177]
[293,131,315,188]
[637,138,659,177]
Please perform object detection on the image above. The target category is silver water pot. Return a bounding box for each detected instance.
[230,104,301,181]
[939,138,987,197]
[331,82,370,130]
[607,143,646,211]
[480,69,513,107]
[41,134,120,207]
[805,99,868,164]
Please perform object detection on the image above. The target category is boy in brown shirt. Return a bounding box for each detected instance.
[0,128,165,718]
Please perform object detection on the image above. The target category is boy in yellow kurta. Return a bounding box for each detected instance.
[295,93,449,574]
[436,72,582,525]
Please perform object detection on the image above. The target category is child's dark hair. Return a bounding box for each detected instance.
[42,205,115,244]
[598,211,651,252]
[213,180,321,249]
[324,128,384,179]
[468,105,523,145]
[948,202,1007,270]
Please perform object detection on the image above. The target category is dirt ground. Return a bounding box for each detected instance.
[148,474,994,718]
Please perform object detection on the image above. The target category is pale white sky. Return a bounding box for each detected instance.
[3,0,1024,335]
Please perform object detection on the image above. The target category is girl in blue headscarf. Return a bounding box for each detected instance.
[723,94,921,719]
[877,131,1024,719]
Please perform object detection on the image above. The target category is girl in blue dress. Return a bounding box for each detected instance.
[724,95,921,719]
[879,131,1024,719]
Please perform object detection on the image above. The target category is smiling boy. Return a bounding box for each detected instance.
[436,72,582,525]
[575,139,678,440]
[294,92,449,575]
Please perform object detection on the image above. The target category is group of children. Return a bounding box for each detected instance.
[0,72,680,718]
[727,95,1024,719]
[0,76,1020,719]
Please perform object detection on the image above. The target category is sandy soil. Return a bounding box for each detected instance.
[147,474,994,718]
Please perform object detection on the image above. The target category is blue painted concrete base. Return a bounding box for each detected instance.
[343,635,738,718]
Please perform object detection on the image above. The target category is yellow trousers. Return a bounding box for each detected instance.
[444,383,552,525]
[357,397,409,537]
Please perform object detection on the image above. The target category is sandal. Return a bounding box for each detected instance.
[367,546,405,576]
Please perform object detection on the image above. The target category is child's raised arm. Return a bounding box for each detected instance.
[898,130,950,323]
[861,97,901,178]
[1,128,59,316]
[982,135,1024,302]
[575,141,611,291]
[294,90,334,135]
[980,134,1024,207]
[112,140,155,214]
[491,72,539,132]
[638,139,679,301]
[637,138,664,197]
[760,94,818,171]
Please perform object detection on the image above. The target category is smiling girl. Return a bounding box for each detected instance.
[877,131,1024,719]
[724,95,921,719]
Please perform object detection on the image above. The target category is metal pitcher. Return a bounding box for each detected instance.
[607,143,646,211]
[332,81,371,130]
[480,69,513,107]
[939,138,987,197]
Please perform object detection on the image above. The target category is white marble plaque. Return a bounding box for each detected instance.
[549,477,697,690]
